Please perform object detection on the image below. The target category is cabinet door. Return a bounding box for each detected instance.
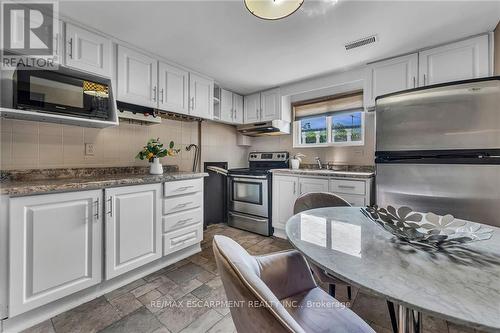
[243,93,261,123]
[220,88,234,122]
[419,35,490,86]
[117,45,158,108]
[65,23,111,77]
[365,53,418,108]
[9,190,102,316]
[189,73,214,119]
[299,177,329,195]
[105,184,161,279]
[261,88,281,121]
[233,93,244,124]
[272,176,299,230]
[158,62,189,114]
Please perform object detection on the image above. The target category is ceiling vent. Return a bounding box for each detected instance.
[345,35,377,50]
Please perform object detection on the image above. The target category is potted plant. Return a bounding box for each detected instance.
[289,153,305,170]
[136,138,180,175]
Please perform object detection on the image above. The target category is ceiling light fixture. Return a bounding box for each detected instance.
[244,0,304,20]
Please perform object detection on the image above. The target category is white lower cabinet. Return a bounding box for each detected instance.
[9,190,102,316]
[272,174,373,237]
[163,224,203,256]
[162,179,204,256]
[272,175,299,230]
[299,177,329,195]
[105,184,162,279]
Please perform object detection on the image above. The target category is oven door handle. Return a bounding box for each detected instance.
[230,175,268,180]
[228,211,268,223]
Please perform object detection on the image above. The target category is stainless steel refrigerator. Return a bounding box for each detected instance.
[375,77,500,227]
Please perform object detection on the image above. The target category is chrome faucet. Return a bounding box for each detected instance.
[315,157,322,169]
[186,144,200,172]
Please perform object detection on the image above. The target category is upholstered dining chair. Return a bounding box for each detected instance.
[293,192,398,333]
[213,235,374,333]
[293,192,353,300]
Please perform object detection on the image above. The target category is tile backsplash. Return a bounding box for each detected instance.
[0,118,248,171]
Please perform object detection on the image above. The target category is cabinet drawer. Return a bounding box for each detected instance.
[163,224,203,256]
[330,179,365,195]
[337,194,365,207]
[163,208,202,233]
[164,179,202,197]
[163,192,202,215]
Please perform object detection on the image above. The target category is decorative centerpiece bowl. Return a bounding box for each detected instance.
[361,205,493,247]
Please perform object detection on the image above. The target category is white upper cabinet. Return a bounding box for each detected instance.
[65,23,112,77]
[233,93,244,124]
[365,53,418,108]
[220,88,234,122]
[418,35,490,86]
[244,88,282,123]
[260,88,281,121]
[217,88,244,124]
[105,184,162,279]
[243,93,261,123]
[117,45,158,108]
[189,73,214,119]
[9,190,102,316]
[158,62,189,114]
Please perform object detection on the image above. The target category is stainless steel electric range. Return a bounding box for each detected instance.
[227,151,289,236]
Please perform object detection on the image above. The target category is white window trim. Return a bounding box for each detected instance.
[292,112,365,148]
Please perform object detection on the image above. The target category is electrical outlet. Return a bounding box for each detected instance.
[85,143,95,156]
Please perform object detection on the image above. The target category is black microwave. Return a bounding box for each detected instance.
[13,65,112,120]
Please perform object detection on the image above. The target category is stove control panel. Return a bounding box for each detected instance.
[249,152,289,162]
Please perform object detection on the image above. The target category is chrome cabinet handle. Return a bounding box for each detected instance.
[153,86,157,102]
[160,88,164,103]
[413,76,416,88]
[338,185,356,189]
[176,185,194,191]
[107,197,113,217]
[55,33,59,55]
[299,183,302,194]
[175,202,192,208]
[68,38,73,58]
[293,183,296,195]
[423,74,426,86]
[177,218,194,225]
[94,198,99,221]
[190,97,195,110]
[171,234,196,246]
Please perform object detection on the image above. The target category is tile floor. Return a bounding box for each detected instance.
[23,224,482,333]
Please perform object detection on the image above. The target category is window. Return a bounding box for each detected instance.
[331,111,363,143]
[293,91,364,147]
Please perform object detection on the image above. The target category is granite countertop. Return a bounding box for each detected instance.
[271,168,374,179]
[0,166,208,196]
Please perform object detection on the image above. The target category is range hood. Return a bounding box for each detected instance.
[237,120,290,136]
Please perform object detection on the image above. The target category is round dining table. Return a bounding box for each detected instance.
[285,207,500,333]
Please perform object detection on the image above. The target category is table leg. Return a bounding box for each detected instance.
[398,305,422,333]
[398,306,407,333]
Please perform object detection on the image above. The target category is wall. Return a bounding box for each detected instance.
[495,22,500,75]
[0,118,247,171]
[250,66,376,166]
